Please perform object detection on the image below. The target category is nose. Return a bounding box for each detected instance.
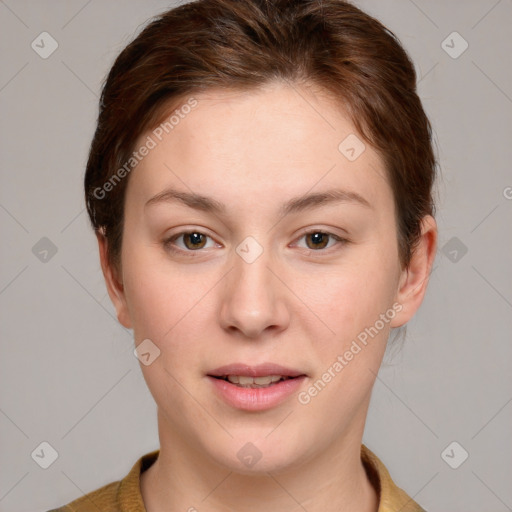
[219,251,290,339]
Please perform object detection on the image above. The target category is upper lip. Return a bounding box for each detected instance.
[208,363,306,378]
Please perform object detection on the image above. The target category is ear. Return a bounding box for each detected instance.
[390,215,437,328]
[96,231,132,329]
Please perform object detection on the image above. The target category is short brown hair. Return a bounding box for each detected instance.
[85,0,437,271]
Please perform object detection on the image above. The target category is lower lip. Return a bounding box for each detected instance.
[207,376,306,411]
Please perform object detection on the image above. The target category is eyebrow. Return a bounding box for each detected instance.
[144,187,372,215]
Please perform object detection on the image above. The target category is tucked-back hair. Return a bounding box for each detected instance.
[85,0,437,271]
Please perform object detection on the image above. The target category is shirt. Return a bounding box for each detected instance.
[48,444,426,511]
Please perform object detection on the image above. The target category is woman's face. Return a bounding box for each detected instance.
[101,82,432,473]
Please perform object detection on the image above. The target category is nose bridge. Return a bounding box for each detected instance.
[234,250,273,301]
[219,243,288,338]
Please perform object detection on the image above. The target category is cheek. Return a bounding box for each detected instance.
[121,238,183,343]
[296,264,397,422]
[301,256,399,342]
[121,243,217,355]
[123,262,210,400]
[123,267,173,341]
[124,270,203,344]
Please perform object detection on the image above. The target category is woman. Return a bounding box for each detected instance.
[51,0,437,510]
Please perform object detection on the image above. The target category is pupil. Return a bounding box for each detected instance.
[186,232,205,249]
[307,232,328,249]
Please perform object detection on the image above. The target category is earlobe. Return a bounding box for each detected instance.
[390,215,438,328]
[96,231,133,329]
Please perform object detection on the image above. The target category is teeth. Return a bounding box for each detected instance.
[226,375,286,387]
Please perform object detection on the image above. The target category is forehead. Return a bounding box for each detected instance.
[127,82,392,214]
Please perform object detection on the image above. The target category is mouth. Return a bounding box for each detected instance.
[209,374,297,389]
[208,362,306,382]
[206,363,307,409]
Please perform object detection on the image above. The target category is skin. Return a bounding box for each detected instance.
[97,81,437,512]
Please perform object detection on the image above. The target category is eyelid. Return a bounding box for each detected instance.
[294,225,348,239]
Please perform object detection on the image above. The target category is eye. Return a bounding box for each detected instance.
[163,229,347,256]
[294,230,347,251]
[164,231,218,252]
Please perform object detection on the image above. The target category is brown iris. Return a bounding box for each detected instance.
[305,232,329,250]
[183,232,207,250]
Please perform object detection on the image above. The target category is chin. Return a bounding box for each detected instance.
[206,433,311,476]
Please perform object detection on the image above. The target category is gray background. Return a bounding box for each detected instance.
[1,1,511,511]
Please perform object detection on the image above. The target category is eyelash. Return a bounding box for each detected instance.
[163,229,349,257]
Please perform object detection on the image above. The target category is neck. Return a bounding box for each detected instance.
[141,410,378,512]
